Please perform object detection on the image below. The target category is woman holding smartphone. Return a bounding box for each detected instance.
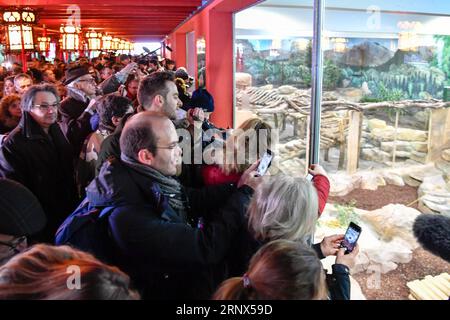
[224,165,359,300]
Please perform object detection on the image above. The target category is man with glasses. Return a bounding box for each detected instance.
[60,112,261,299]
[59,65,101,159]
[59,64,138,159]
[0,85,78,242]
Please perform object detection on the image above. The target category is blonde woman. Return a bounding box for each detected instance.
[226,167,358,300]
[201,118,272,186]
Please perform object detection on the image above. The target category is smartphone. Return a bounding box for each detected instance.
[256,150,273,176]
[340,222,362,254]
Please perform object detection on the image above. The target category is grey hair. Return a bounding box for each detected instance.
[20,84,60,112]
[247,174,319,244]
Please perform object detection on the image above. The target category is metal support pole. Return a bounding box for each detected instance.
[20,25,27,73]
[308,0,325,166]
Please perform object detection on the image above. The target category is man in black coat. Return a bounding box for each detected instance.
[82,112,260,299]
[0,84,78,242]
[59,63,138,158]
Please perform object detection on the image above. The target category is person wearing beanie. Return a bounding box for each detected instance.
[174,67,194,88]
[0,178,47,265]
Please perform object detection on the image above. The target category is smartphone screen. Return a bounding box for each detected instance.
[257,150,273,176]
[340,222,362,254]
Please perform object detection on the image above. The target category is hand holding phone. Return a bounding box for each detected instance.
[256,150,273,176]
[340,222,362,254]
[308,164,327,177]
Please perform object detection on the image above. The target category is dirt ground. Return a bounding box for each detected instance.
[328,185,450,300]
[328,184,420,210]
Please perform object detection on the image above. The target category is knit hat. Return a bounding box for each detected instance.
[188,88,214,112]
[63,65,90,85]
[174,67,190,81]
[0,179,47,237]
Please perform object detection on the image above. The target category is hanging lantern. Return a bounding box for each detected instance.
[37,36,51,52]
[102,34,112,51]
[85,29,102,51]
[60,24,81,51]
[112,37,121,50]
[124,41,131,53]
[1,7,37,51]
[119,39,126,53]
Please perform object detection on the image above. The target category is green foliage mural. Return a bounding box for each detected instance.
[239,37,448,99]
[432,35,450,85]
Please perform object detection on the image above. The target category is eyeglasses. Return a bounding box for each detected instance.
[33,103,60,112]
[155,142,180,150]
[77,78,96,84]
[0,236,26,254]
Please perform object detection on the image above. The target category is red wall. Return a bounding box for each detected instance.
[166,0,260,129]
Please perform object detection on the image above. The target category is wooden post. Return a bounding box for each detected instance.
[346,110,363,174]
[392,110,400,165]
[426,108,450,162]
[281,113,286,131]
[338,117,346,170]
[293,116,299,137]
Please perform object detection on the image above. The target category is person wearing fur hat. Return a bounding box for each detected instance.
[0,178,47,265]
[413,214,450,263]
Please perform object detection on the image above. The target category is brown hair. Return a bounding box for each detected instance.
[0,94,21,125]
[213,240,327,300]
[0,244,140,300]
[137,71,174,109]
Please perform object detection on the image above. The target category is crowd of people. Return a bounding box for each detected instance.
[0,52,359,300]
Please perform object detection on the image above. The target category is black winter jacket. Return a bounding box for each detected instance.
[58,75,124,159]
[85,159,252,299]
[0,112,78,241]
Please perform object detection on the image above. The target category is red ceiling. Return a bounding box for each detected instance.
[0,0,203,42]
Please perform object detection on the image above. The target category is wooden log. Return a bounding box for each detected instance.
[346,111,363,174]
[426,108,450,162]
[360,101,450,110]
[421,278,449,300]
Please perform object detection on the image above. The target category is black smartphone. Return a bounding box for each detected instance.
[340,222,362,254]
[256,150,273,176]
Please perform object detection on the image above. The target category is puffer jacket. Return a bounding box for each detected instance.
[85,159,253,299]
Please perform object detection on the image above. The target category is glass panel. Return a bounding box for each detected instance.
[234,1,450,300]
[234,0,315,177]
[322,0,450,300]
[321,1,450,174]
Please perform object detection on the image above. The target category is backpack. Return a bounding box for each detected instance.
[55,198,117,264]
